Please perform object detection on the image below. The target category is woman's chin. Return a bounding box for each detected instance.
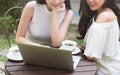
[90,7,97,11]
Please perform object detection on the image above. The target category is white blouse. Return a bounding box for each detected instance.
[84,18,120,75]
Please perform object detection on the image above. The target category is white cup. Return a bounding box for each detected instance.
[60,40,77,51]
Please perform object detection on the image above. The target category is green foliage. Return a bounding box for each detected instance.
[0,34,15,50]
[68,24,77,32]
[0,56,8,62]
[67,25,83,47]
[72,38,83,46]
[0,35,9,50]
[0,39,9,51]
[0,0,31,16]
[0,0,16,16]
[0,15,16,34]
[5,15,16,32]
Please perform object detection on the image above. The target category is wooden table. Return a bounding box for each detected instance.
[5,53,96,75]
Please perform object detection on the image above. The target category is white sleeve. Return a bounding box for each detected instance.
[84,25,108,59]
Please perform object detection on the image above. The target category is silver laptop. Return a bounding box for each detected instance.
[17,43,81,71]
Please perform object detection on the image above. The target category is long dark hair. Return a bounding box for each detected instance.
[36,0,71,9]
[77,0,120,39]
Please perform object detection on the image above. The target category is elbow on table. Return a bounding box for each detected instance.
[52,41,61,48]
[86,56,95,61]
[52,43,60,48]
[15,38,19,43]
[15,37,24,44]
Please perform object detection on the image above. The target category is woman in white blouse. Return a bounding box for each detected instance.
[78,0,120,75]
[15,0,73,48]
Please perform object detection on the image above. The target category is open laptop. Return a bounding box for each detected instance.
[17,43,81,71]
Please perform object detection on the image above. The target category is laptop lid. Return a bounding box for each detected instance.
[17,43,81,71]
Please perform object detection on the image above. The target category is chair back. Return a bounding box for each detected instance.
[3,6,23,47]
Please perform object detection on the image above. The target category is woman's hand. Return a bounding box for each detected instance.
[80,45,85,53]
[80,45,94,60]
[56,3,65,12]
[52,3,65,13]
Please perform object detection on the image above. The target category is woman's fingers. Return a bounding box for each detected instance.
[80,45,85,53]
[57,3,65,12]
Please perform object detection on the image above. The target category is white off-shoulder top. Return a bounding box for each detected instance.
[84,18,120,75]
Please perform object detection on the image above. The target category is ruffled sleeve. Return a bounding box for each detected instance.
[84,23,108,59]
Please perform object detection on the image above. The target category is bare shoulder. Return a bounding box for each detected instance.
[24,1,35,11]
[21,1,36,17]
[96,8,116,23]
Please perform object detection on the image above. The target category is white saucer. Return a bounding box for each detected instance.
[7,46,23,61]
[72,47,81,54]
[59,46,81,54]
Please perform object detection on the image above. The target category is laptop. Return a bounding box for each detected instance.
[17,43,81,71]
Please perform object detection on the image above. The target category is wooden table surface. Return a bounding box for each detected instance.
[5,53,96,75]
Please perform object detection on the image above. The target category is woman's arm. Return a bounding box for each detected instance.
[80,45,94,60]
[51,4,73,47]
[15,1,39,45]
[86,56,95,60]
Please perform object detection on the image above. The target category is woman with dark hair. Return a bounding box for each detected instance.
[15,0,73,47]
[78,0,120,75]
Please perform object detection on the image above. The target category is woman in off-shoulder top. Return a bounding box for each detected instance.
[15,0,73,47]
[78,0,120,75]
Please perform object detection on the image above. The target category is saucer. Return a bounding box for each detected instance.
[59,46,81,54]
[7,46,23,61]
[72,47,81,54]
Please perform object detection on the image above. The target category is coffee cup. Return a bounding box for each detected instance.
[60,40,77,51]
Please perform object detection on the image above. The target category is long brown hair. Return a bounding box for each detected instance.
[77,0,120,39]
[36,0,71,10]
